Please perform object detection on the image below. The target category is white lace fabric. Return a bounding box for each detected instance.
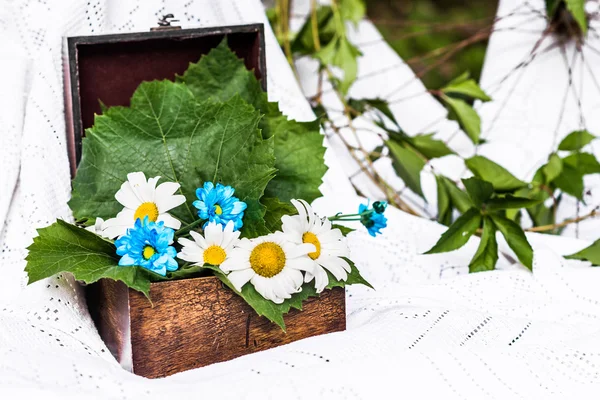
[1,0,600,398]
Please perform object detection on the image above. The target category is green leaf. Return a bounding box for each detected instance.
[292,6,337,55]
[424,208,481,254]
[447,71,471,86]
[25,220,151,297]
[387,139,426,197]
[490,214,533,270]
[563,152,600,175]
[558,130,596,151]
[469,216,498,273]
[462,177,493,208]
[332,224,356,236]
[436,175,452,226]
[408,133,455,159]
[178,41,328,204]
[554,165,585,200]
[465,155,527,192]
[543,153,563,183]
[565,0,588,35]
[314,35,362,94]
[439,176,473,213]
[69,79,276,238]
[347,98,398,127]
[565,240,600,266]
[339,0,366,24]
[204,258,370,330]
[441,94,481,143]
[486,195,543,211]
[442,79,491,102]
[262,197,297,232]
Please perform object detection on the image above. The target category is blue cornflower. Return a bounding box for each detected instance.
[359,201,388,237]
[115,217,178,276]
[193,182,247,230]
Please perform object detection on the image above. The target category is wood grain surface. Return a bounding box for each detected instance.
[88,275,346,379]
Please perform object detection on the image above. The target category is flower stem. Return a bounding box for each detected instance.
[175,219,204,237]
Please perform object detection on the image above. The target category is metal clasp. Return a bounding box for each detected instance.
[151,14,181,31]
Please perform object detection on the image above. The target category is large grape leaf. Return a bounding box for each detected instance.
[25,220,151,297]
[69,80,276,238]
[177,41,327,204]
[204,258,371,330]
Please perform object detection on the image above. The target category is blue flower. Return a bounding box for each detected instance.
[115,217,178,276]
[359,201,387,237]
[192,182,247,230]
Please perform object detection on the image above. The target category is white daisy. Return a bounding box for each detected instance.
[281,199,351,293]
[220,233,315,304]
[177,221,240,266]
[102,172,186,239]
[85,217,107,237]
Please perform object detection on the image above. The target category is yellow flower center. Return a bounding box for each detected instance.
[142,246,156,260]
[203,245,227,265]
[214,204,223,215]
[302,232,321,260]
[249,242,286,278]
[134,202,159,222]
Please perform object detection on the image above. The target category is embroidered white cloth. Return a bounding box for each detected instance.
[1,0,600,398]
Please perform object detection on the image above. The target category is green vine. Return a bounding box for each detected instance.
[268,0,600,270]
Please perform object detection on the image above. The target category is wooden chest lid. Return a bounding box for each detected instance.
[64,23,267,174]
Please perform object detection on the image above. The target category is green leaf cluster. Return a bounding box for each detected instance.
[437,72,492,144]
[426,175,541,272]
[292,0,366,94]
[385,129,454,198]
[25,220,153,297]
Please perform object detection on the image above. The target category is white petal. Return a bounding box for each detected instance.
[127,172,152,202]
[220,254,250,272]
[282,268,304,291]
[227,269,255,291]
[101,223,127,239]
[221,222,241,250]
[318,229,344,244]
[115,181,141,209]
[281,215,304,243]
[290,199,308,224]
[177,251,203,263]
[286,243,315,259]
[156,194,186,214]
[147,176,160,192]
[312,218,332,235]
[236,238,255,251]
[189,230,208,250]
[306,264,329,293]
[319,256,350,281]
[204,222,223,246]
[154,181,180,198]
[287,256,316,273]
[177,237,197,248]
[156,213,182,230]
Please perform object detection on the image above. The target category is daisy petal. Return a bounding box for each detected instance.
[156,213,181,230]
[115,181,141,209]
[156,193,186,214]
[189,230,208,249]
[227,268,255,291]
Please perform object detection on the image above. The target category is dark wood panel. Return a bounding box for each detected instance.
[128,276,346,378]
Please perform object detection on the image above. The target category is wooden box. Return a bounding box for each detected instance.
[86,277,345,378]
[64,23,346,378]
